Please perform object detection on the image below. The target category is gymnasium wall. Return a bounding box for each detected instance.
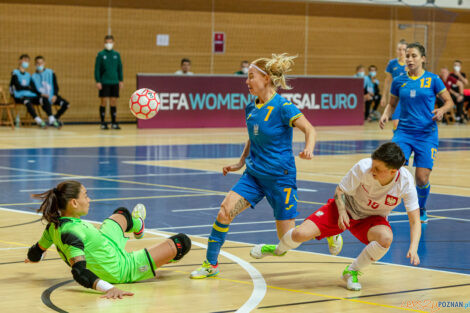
[1,0,469,123]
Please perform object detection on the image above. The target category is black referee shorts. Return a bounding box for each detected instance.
[99,84,119,98]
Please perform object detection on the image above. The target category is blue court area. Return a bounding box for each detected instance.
[0,138,469,275]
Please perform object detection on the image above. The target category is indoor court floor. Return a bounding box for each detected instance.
[0,123,469,313]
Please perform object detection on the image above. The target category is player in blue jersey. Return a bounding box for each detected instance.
[379,42,454,223]
[380,40,408,130]
[190,54,317,279]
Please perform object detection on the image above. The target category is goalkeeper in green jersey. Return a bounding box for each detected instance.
[25,180,191,299]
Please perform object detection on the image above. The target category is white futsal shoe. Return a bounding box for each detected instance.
[326,234,343,255]
[250,244,286,259]
[342,265,362,291]
[132,203,146,239]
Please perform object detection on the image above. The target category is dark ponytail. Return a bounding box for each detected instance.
[32,180,82,228]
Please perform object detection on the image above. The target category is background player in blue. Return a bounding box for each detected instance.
[380,39,407,130]
[190,54,317,279]
[379,42,454,223]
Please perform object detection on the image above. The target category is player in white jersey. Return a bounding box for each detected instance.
[250,142,422,291]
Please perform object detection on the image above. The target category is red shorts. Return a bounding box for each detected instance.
[306,199,392,244]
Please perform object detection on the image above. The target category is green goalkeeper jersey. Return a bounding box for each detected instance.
[38,217,130,283]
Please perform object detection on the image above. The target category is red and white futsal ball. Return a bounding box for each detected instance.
[129,88,160,120]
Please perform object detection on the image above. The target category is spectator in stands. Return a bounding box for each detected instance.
[355,65,372,121]
[450,60,468,86]
[175,58,193,75]
[95,35,123,130]
[440,67,465,123]
[32,56,69,127]
[234,61,249,75]
[10,54,57,128]
[364,65,381,121]
[451,60,469,120]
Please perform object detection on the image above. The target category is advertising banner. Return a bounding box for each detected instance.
[136,75,364,128]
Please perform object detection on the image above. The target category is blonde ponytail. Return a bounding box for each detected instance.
[252,53,297,90]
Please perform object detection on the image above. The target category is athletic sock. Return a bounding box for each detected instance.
[276,228,301,255]
[130,217,143,234]
[349,241,389,271]
[34,117,43,124]
[99,106,105,123]
[416,183,431,209]
[110,106,117,124]
[206,220,229,266]
[48,115,56,124]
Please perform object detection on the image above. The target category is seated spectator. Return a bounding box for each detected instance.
[364,65,381,121]
[32,56,69,126]
[175,58,193,75]
[451,60,469,121]
[9,54,56,128]
[440,67,465,123]
[234,60,249,75]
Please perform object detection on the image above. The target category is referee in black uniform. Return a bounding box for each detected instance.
[95,35,123,130]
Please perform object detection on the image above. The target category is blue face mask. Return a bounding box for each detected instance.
[21,61,29,69]
[369,71,376,77]
[357,71,365,77]
[36,65,44,71]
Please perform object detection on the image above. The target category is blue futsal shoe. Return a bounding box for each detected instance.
[420,208,428,223]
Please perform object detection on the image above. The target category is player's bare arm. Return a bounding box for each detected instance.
[433,89,454,121]
[406,209,421,266]
[223,139,250,175]
[293,115,316,160]
[380,72,392,107]
[380,95,398,129]
[334,186,350,230]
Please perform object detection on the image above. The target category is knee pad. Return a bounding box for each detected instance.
[113,207,133,232]
[169,233,191,260]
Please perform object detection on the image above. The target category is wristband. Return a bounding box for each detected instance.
[96,280,114,292]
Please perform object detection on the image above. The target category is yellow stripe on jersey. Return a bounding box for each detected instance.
[212,223,229,233]
[283,102,293,106]
[438,88,447,95]
[401,83,407,87]
[289,113,303,127]
[255,92,277,109]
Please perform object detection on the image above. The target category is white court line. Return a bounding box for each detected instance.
[155,218,306,230]
[0,206,267,313]
[0,172,217,183]
[20,187,206,194]
[298,188,317,192]
[428,207,470,213]
[145,230,266,313]
[172,207,220,212]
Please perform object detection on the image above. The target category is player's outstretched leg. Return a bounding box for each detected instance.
[110,205,145,235]
[147,233,192,268]
[342,225,392,291]
[190,192,250,279]
[251,219,319,259]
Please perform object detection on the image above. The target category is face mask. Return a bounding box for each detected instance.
[454,65,461,72]
[241,67,249,74]
[21,61,29,69]
[36,65,44,71]
[357,71,365,77]
[369,71,376,77]
[105,43,114,50]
